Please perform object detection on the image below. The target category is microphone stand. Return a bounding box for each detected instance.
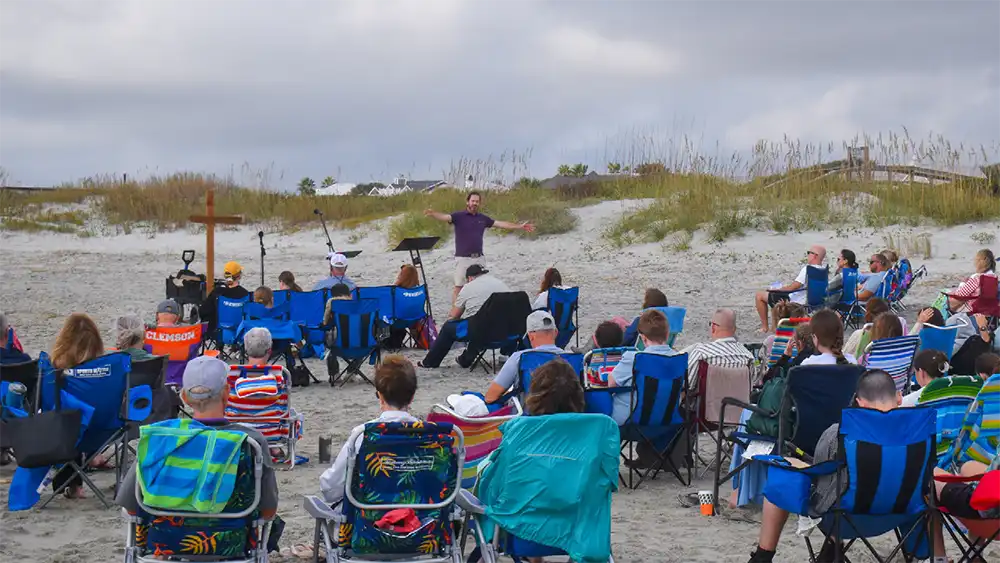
[314,209,335,255]
[258,231,266,287]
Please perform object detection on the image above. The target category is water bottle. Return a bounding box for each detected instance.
[3,382,26,410]
[36,466,60,494]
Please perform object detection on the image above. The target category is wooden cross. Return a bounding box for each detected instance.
[189,189,243,292]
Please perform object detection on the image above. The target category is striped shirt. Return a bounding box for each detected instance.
[680,337,755,386]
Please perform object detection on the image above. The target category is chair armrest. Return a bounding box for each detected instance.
[752,456,840,476]
[303,495,340,520]
[721,397,772,418]
[933,473,985,484]
[457,489,486,516]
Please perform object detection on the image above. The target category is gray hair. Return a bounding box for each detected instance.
[115,315,146,350]
[243,327,272,359]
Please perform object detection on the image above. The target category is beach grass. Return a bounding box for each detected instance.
[2,133,997,242]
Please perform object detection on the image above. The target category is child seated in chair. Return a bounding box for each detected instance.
[931,454,1000,562]
[116,356,279,519]
[320,355,418,506]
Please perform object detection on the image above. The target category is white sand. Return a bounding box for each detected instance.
[1,200,996,562]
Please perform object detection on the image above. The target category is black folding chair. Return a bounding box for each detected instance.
[461,292,532,373]
[0,359,39,452]
[114,355,171,492]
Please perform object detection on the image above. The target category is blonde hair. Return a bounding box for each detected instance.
[52,313,104,369]
[254,286,274,307]
[114,315,145,351]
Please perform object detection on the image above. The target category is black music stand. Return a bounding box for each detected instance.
[392,237,441,319]
[331,250,362,259]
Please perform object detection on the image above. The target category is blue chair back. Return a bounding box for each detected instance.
[355,286,396,325]
[647,306,686,347]
[515,351,584,408]
[839,407,936,515]
[627,352,688,427]
[838,268,859,306]
[41,352,132,452]
[394,285,428,325]
[217,295,249,344]
[328,298,380,359]
[874,270,894,300]
[917,324,959,360]
[242,301,289,321]
[784,364,865,456]
[547,287,579,349]
[865,335,920,392]
[343,421,460,556]
[806,265,830,310]
[922,396,977,462]
[272,289,289,308]
[288,290,325,327]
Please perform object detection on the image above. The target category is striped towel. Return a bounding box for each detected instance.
[428,405,515,489]
[136,419,247,513]
[234,374,280,398]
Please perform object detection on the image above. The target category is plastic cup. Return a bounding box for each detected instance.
[698,490,714,516]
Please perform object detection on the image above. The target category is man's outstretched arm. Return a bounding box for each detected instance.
[492,220,535,233]
[424,209,452,223]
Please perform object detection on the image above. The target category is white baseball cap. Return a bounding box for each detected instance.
[446,394,489,417]
[329,253,348,268]
[525,310,556,333]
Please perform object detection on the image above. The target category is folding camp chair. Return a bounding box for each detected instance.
[123,431,272,563]
[768,265,829,311]
[115,355,171,491]
[688,359,753,475]
[712,364,865,513]
[209,294,250,361]
[863,335,920,392]
[303,421,473,563]
[393,285,430,347]
[509,350,584,413]
[327,298,381,387]
[939,373,1000,471]
[288,289,329,360]
[36,351,134,509]
[918,323,961,360]
[638,306,686,348]
[922,394,980,465]
[0,359,39,454]
[619,352,690,489]
[830,268,859,321]
[764,317,810,375]
[934,471,1000,563]
[546,286,580,349]
[756,407,938,563]
[144,323,207,387]
[225,364,303,467]
[457,292,532,373]
[583,347,634,388]
[459,413,619,563]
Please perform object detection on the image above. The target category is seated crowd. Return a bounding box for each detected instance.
[1,243,997,563]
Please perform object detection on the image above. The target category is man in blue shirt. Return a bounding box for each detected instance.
[313,253,357,292]
[484,310,564,404]
[856,253,889,303]
[608,309,677,426]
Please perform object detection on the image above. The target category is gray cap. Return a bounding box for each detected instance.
[182,355,229,400]
[157,299,181,316]
[526,310,556,333]
[243,327,273,359]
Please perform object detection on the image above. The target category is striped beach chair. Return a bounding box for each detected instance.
[583,347,635,388]
[943,373,1000,470]
[917,376,984,463]
[225,364,304,468]
[426,400,521,490]
[862,335,920,392]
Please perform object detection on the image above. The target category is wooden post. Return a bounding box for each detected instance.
[189,189,243,292]
[862,146,871,182]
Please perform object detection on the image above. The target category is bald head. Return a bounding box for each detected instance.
[808,245,827,265]
[710,308,737,338]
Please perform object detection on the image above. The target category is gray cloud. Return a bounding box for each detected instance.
[1,0,997,186]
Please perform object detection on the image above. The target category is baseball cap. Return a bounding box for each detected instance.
[182,355,229,400]
[465,264,488,278]
[526,310,556,333]
[446,394,489,417]
[157,299,181,316]
[329,253,348,268]
[223,261,243,278]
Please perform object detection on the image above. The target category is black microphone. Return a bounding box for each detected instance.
[313,209,322,215]
[258,231,264,239]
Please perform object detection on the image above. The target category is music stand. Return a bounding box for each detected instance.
[338,250,363,259]
[392,237,441,319]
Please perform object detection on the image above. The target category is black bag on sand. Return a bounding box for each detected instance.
[6,409,83,468]
[290,365,311,388]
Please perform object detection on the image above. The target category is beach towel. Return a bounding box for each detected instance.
[234,374,279,398]
[136,419,247,514]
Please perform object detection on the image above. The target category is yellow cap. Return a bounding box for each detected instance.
[223,261,243,278]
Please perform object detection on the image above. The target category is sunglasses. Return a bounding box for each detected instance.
[807,251,818,257]
[709,321,720,328]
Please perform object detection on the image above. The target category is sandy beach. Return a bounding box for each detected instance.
[1,200,996,562]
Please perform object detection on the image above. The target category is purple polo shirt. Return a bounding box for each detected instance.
[450,211,494,257]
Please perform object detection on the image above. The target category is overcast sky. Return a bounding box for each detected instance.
[2,0,998,188]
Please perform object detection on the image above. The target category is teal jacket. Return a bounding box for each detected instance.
[477,413,620,563]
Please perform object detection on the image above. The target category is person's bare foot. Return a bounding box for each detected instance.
[63,485,86,499]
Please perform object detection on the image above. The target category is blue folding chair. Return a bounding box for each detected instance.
[803,408,936,562]
[620,352,690,489]
[833,268,862,328]
[546,286,579,349]
[804,265,830,312]
[213,294,250,360]
[288,289,328,359]
[640,306,687,347]
[272,288,289,308]
[922,395,978,465]
[864,335,920,393]
[242,301,290,322]
[510,350,584,413]
[355,285,395,328]
[713,364,865,512]
[393,285,429,328]
[917,323,960,360]
[37,352,135,508]
[327,298,381,387]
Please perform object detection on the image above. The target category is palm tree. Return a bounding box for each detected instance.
[607,162,622,174]
[321,176,336,188]
[557,164,572,176]
[570,163,588,177]
[297,177,316,196]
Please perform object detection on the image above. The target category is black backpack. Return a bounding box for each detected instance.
[290,365,311,387]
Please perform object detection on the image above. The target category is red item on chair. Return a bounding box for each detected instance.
[970,470,1000,512]
[374,508,422,533]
